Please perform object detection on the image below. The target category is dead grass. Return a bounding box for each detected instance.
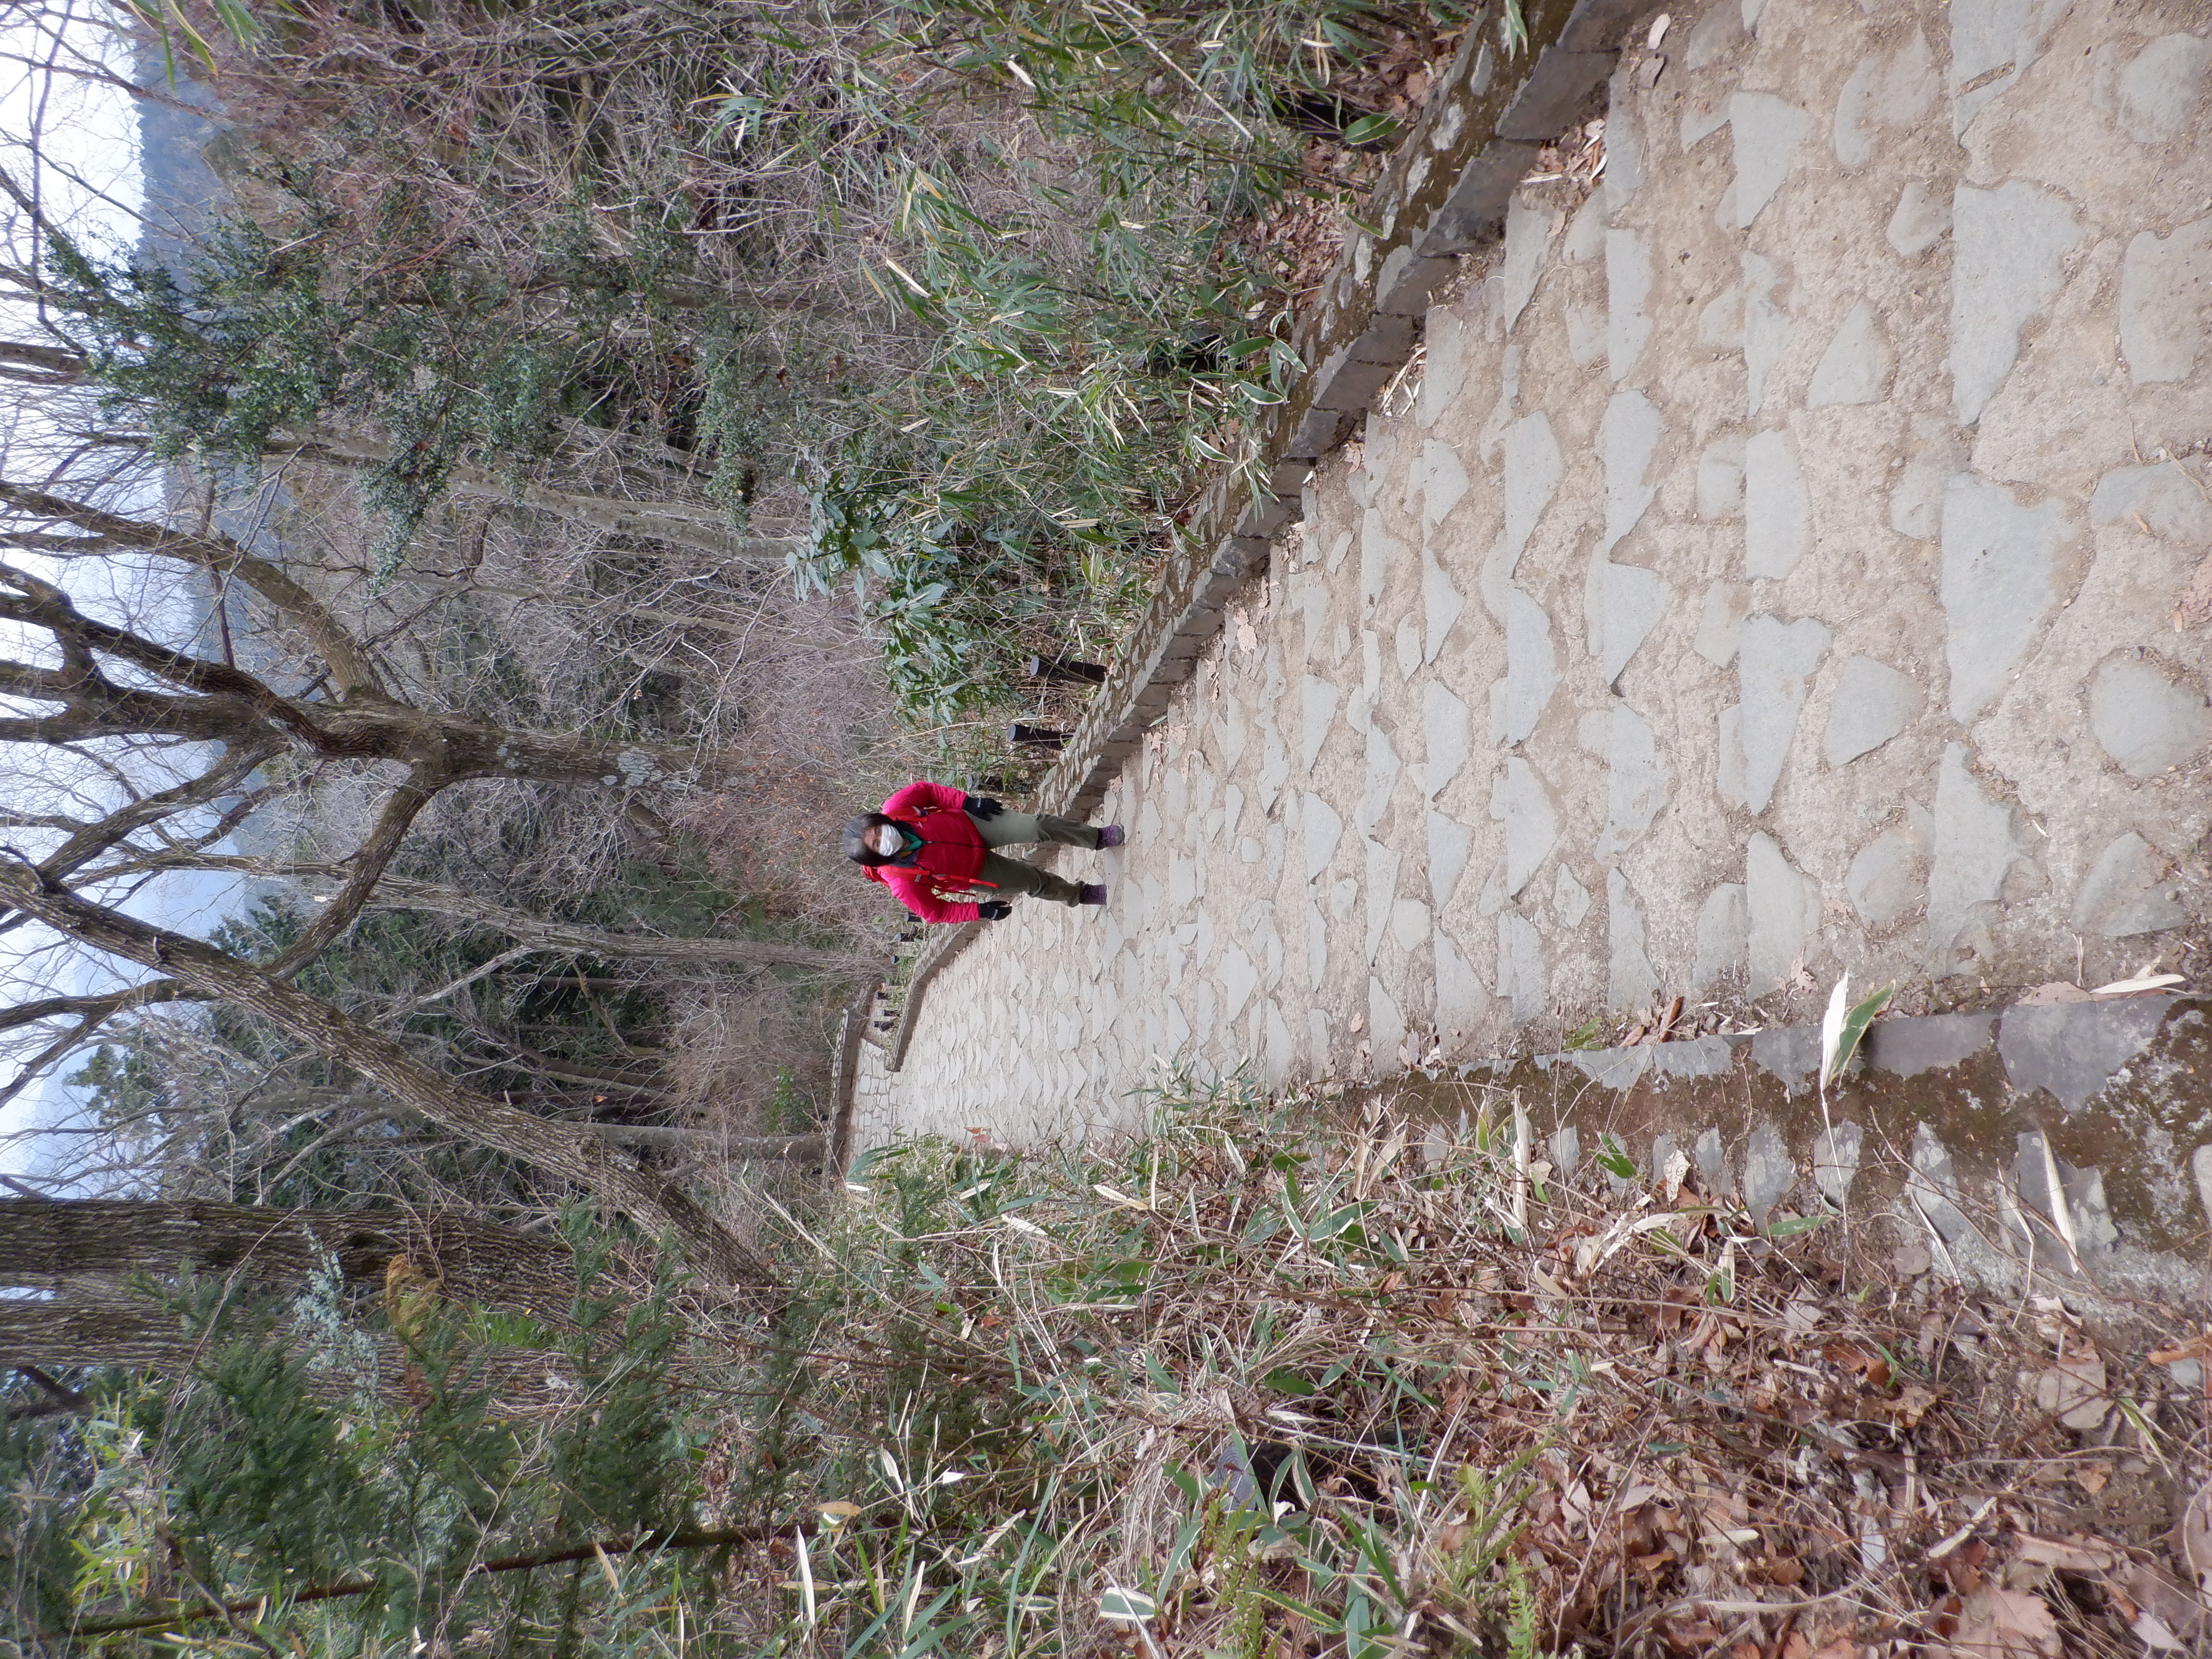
[706,1074,2212,1658]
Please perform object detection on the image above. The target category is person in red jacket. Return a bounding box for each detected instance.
[842,781,1123,924]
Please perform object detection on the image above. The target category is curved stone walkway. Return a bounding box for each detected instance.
[854,0,2211,1151]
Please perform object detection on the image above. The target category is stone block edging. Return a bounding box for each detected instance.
[879,0,1660,1070]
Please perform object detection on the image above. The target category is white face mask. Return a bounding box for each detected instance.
[870,823,908,856]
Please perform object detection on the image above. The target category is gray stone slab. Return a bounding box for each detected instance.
[1746,831,1815,995]
[1587,557,1671,687]
[2091,463,2212,543]
[1743,253,1791,418]
[2110,34,2212,144]
[1806,300,1893,408]
[1926,742,2019,970]
[1496,47,1616,140]
[1949,0,2061,134]
[1300,675,1340,772]
[2072,831,2188,938]
[1696,437,1745,522]
[1738,614,1831,812]
[1593,703,1670,863]
[1728,93,1809,227]
[1886,180,1950,258]
[1599,391,1663,557]
[1846,820,1929,928]
[1371,249,1459,319]
[1812,1120,1863,1207]
[1492,758,1558,900]
[1550,1123,1583,1179]
[1833,31,1936,168]
[1500,412,1563,581]
[1695,1127,1730,1194]
[1743,1119,1793,1224]
[1602,66,1642,207]
[1422,438,1471,527]
[1693,882,1747,989]
[1564,189,1608,263]
[1693,580,1749,666]
[1750,1022,1821,1092]
[1302,791,1344,882]
[1423,681,1472,798]
[1422,546,1466,664]
[1606,229,1652,382]
[2087,657,2212,777]
[1743,429,1809,578]
[1553,866,1591,928]
[1951,181,2081,423]
[1561,0,1661,52]
[1434,926,1485,1041]
[1217,944,1259,1023]
[1428,807,1473,911]
[1999,996,2179,1114]
[1606,868,1659,1009]
[1866,1012,1996,1078]
[1823,654,1923,767]
[1498,912,1547,1022]
[1558,1045,1654,1092]
[1492,587,1560,745]
[1500,195,1556,331]
[1940,474,2062,722]
[1310,352,1398,414]
[1683,0,1742,69]
[1906,1124,1972,1243]
[1359,721,1401,837]
[1364,838,1402,966]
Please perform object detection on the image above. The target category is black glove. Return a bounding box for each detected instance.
[963,794,1006,820]
[976,901,1011,920]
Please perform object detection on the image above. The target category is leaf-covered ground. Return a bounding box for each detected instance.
[709,1077,2212,1657]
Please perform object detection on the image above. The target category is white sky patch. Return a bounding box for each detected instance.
[0,7,257,1181]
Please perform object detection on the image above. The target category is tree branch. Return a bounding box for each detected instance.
[262,770,443,978]
[0,478,389,698]
[0,863,776,1290]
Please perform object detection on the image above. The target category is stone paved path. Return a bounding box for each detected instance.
[855,0,2212,1150]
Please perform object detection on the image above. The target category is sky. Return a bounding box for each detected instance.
[0,3,252,1182]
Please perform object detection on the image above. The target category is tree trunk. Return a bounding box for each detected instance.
[266,429,797,565]
[0,868,777,1294]
[585,1126,825,1161]
[0,1198,577,1317]
[0,1295,581,1411]
[0,1297,199,1371]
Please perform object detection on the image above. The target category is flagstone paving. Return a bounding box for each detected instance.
[854,0,2212,1152]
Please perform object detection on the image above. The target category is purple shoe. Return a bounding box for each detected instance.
[1096,825,1125,849]
[1079,884,1109,905]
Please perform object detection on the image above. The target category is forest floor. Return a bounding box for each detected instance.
[724,1081,2212,1658]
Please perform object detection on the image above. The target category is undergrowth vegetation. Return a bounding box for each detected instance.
[703,1075,2202,1657]
[87,0,1485,721]
[17,1073,2208,1653]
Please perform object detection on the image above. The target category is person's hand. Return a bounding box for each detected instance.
[976,901,1011,920]
[963,794,1006,820]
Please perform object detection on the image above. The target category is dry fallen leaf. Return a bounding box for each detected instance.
[2180,1477,2212,1578]
[2013,1534,2114,1573]
[2116,1562,2211,1649]
[2092,972,2188,995]
[2034,1348,2108,1432]
[1943,1584,2061,1658]
[2016,981,2092,1005]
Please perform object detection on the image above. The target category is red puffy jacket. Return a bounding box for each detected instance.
[861,780,991,924]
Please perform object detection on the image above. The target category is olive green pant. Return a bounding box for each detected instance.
[967,809,1099,907]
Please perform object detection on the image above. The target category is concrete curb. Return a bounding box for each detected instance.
[1413,994,2212,1312]
[878,0,1659,1069]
